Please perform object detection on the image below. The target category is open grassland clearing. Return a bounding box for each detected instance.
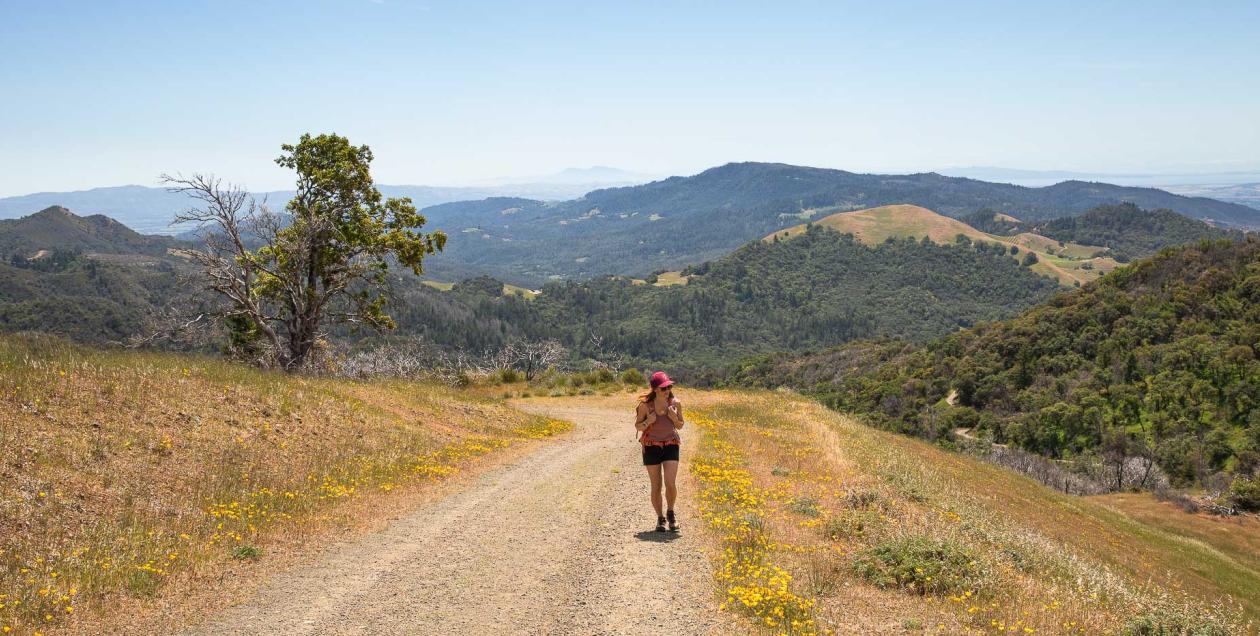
[766,205,1117,286]
[421,278,540,297]
[685,391,1253,635]
[0,334,570,635]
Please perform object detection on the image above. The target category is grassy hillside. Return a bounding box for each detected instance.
[766,204,1117,286]
[686,391,1255,633]
[0,334,570,634]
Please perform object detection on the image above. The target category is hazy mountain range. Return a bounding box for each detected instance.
[415,162,1260,285]
[939,166,1260,188]
[0,167,652,235]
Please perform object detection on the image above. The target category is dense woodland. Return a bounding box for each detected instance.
[964,203,1242,262]
[722,238,1260,487]
[389,225,1060,374]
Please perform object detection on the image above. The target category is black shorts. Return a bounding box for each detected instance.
[642,444,680,465]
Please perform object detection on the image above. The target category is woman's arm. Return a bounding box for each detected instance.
[634,402,655,432]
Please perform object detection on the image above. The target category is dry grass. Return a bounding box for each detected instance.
[765,204,1117,286]
[653,271,692,286]
[684,390,1253,635]
[420,279,540,297]
[0,334,571,635]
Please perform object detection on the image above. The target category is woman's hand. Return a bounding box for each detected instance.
[666,401,684,428]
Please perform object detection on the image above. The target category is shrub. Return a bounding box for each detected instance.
[1121,607,1233,636]
[824,510,881,540]
[231,544,262,561]
[771,466,790,477]
[1225,477,1260,512]
[498,368,522,383]
[620,368,645,385]
[789,496,821,517]
[593,367,616,384]
[844,489,881,510]
[852,536,982,595]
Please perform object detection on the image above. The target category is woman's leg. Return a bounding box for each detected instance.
[645,463,664,518]
[662,460,679,512]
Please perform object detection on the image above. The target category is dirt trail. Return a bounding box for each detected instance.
[180,401,728,636]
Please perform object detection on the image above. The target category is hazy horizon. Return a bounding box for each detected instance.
[3,1,1259,197]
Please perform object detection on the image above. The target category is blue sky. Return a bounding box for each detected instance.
[1,0,1258,195]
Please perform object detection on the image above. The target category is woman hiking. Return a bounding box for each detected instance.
[634,371,684,532]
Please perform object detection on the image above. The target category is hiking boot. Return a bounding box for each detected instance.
[667,510,679,532]
[655,516,667,532]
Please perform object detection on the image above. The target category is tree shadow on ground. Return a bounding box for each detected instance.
[634,530,681,543]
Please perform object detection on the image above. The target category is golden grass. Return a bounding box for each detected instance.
[684,390,1252,635]
[765,205,1117,287]
[653,271,691,287]
[0,334,570,635]
[420,279,455,291]
[421,279,540,298]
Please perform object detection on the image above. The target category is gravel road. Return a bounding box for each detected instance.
[180,401,730,636]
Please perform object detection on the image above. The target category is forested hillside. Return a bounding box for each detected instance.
[420,225,1059,373]
[0,205,187,259]
[964,203,1244,262]
[420,163,1260,285]
[0,206,194,342]
[724,238,1260,488]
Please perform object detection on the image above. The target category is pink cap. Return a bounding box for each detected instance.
[649,371,675,389]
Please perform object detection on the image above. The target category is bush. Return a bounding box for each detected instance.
[620,368,646,385]
[824,510,881,540]
[498,368,522,383]
[788,497,821,517]
[1225,477,1260,512]
[1121,608,1233,636]
[844,489,882,510]
[593,367,616,384]
[852,536,982,595]
[231,544,262,561]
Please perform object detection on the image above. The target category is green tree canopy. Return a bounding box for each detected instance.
[168,133,445,369]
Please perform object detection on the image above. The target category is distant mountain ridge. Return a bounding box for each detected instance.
[0,177,650,235]
[417,162,1260,285]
